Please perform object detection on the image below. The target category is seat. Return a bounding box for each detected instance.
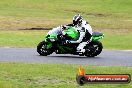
[92,32,103,37]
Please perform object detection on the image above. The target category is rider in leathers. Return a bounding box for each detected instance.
[65,14,93,54]
[47,14,93,54]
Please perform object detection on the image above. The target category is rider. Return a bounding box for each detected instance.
[47,14,93,54]
[64,14,93,54]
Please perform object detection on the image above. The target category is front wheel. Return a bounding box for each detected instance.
[37,41,53,56]
[84,41,103,57]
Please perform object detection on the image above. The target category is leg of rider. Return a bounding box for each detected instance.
[77,42,87,53]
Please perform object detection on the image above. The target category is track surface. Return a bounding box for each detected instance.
[0,48,132,66]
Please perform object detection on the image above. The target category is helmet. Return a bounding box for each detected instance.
[73,14,83,26]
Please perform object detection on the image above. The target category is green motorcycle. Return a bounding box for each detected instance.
[37,27,104,57]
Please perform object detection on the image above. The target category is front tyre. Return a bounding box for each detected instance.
[85,41,103,57]
[37,41,53,56]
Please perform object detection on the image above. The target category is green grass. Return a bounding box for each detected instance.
[0,0,132,30]
[0,30,132,49]
[102,31,132,50]
[0,0,132,49]
[0,30,48,48]
[0,62,132,88]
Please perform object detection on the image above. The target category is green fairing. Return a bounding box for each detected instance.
[92,35,104,41]
[44,34,57,49]
[63,27,79,39]
[64,27,104,42]
[47,34,58,40]
[46,42,52,49]
[58,45,74,53]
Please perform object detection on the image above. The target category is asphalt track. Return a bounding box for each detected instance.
[0,48,132,66]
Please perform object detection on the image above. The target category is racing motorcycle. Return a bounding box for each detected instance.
[37,27,104,57]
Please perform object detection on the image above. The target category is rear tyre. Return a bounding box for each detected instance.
[37,41,53,56]
[85,41,103,57]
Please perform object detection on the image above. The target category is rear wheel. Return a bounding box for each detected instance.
[37,41,53,56]
[85,41,103,57]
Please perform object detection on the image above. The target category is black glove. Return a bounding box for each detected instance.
[62,25,67,30]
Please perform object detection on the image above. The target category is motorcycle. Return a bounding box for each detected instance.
[37,27,104,57]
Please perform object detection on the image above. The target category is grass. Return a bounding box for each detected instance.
[0,30,132,49]
[0,0,132,30]
[0,62,131,88]
[0,30,48,48]
[0,0,132,49]
[102,31,132,50]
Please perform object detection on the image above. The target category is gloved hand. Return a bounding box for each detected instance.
[62,25,67,30]
[64,40,70,44]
